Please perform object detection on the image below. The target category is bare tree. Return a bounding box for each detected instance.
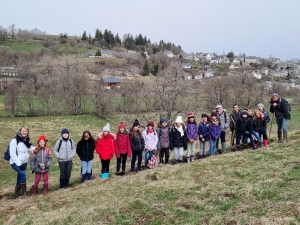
[8,24,16,39]
[5,82,21,117]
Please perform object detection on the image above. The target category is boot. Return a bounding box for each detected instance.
[136,167,140,173]
[221,142,226,153]
[15,185,21,198]
[130,168,135,173]
[186,157,190,163]
[277,131,283,143]
[87,173,92,180]
[32,185,38,196]
[20,183,27,198]
[251,140,258,150]
[191,155,195,162]
[81,174,86,183]
[283,131,288,143]
[120,171,125,176]
[258,140,263,147]
[43,184,48,194]
[178,160,182,163]
[263,140,269,147]
[236,145,240,151]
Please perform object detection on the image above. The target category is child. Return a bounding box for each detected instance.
[142,121,158,168]
[96,124,115,179]
[115,122,132,176]
[253,110,268,147]
[129,119,145,173]
[236,110,258,151]
[30,135,52,195]
[169,116,187,164]
[198,114,211,158]
[186,112,198,163]
[258,103,270,146]
[156,118,170,164]
[209,112,221,156]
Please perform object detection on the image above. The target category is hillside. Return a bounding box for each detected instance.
[0,115,300,224]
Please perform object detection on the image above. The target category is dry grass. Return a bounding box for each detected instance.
[1,116,300,224]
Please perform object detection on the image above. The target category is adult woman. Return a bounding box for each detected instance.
[76,130,95,183]
[53,128,76,189]
[10,126,34,198]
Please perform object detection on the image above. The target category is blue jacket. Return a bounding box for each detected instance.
[198,121,211,141]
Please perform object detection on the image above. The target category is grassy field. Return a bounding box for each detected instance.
[1,39,43,52]
[0,112,299,224]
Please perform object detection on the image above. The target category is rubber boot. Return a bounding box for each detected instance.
[258,140,263,147]
[263,139,269,147]
[278,131,283,143]
[15,185,21,198]
[191,155,195,162]
[20,183,27,198]
[221,142,227,153]
[81,174,86,183]
[186,157,190,163]
[32,185,38,196]
[251,140,258,150]
[87,173,92,180]
[43,184,48,194]
[283,131,288,143]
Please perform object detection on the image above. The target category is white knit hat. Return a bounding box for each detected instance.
[216,104,223,109]
[103,123,110,132]
[175,116,183,123]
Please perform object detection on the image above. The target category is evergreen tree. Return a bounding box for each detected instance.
[103,29,110,45]
[108,30,115,47]
[95,28,103,41]
[95,49,102,57]
[143,60,149,76]
[152,63,159,75]
[88,33,92,44]
[115,33,121,45]
[81,30,87,41]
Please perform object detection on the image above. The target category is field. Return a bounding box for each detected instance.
[0,110,299,224]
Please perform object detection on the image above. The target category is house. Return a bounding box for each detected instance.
[193,55,200,62]
[194,72,202,80]
[251,70,262,79]
[204,70,213,78]
[233,57,242,65]
[229,64,239,70]
[203,65,211,70]
[101,50,116,58]
[245,56,260,64]
[164,50,174,58]
[103,77,121,89]
[265,81,273,90]
[181,63,192,69]
[202,53,211,61]
[184,74,193,80]
[221,56,230,64]
[268,56,280,64]
[0,67,18,77]
[261,67,270,75]
[211,57,221,64]
[84,52,94,57]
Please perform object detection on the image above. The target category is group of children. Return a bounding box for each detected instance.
[10,102,271,197]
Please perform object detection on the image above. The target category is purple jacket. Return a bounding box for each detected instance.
[186,123,198,141]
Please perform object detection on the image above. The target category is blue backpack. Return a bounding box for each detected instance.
[4,138,19,161]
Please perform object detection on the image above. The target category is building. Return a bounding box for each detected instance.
[103,77,121,89]
[211,57,221,64]
[0,67,18,77]
[164,50,174,58]
[101,50,116,58]
[181,63,192,69]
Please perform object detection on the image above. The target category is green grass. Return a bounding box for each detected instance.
[1,39,43,52]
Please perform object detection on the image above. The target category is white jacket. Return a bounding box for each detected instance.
[9,138,30,166]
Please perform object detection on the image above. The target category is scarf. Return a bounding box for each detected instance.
[16,131,32,148]
[175,125,184,137]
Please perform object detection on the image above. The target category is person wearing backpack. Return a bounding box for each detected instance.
[156,118,170,164]
[30,135,52,195]
[216,104,230,153]
[257,103,270,146]
[142,121,158,168]
[270,93,291,143]
[198,114,211,158]
[76,130,95,183]
[185,112,198,163]
[9,126,34,198]
[53,128,76,189]
[209,113,221,156]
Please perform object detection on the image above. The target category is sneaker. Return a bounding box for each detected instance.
[191,155,195,162]
[115,172,121,176]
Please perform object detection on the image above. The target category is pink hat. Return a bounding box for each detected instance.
[187,112,194,118]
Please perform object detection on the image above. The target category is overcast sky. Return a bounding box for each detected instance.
[1,0,299,60]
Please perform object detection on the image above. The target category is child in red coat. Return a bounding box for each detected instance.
[96,124,115,179]
[115,122,132,176]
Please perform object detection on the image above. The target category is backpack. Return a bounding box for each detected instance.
[4,138,19,161]
[147,153,159,169]
[57,139,73,152]
[280,98,292,120]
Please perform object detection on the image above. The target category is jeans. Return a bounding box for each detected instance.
[81,160,93,174]
[174,147,183,160]
[59,160,73,180]
[186,142,195,157]
[236,132,254,148]
[276,117,288,132]
[200,141,209,155]
[131,151,143,170]
[116,153,127,172]
[11,163,27,185]
[101,159,111,173]
[34,172,49,186]
[209,139,217,156]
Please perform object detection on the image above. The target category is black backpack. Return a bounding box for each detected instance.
[280,98,292,119]
[4,138,20,161]
[57,139,73,152]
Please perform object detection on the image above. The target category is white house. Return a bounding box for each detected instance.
[221,56,230,64]
[268,56,280,64]
[194,72,202,80]
[101,50,116,58]
[211,57,221,64]
[229,64,239,70]
[245,56,260,64]
[251,70,262,79]
[0,67,18,77]
[204,70,213,78]
[202,53,211,61]
[233,57,242,65]
[184,74,193,80]
[181,63,192,69]
[164,50,174,58]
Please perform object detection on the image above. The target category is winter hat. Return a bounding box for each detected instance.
[211,112,218,117]
[118,122,126,129]
[175,116,183,123]
[147,121,154,127]
[160,118,168,124]
[187,112,194,118]
[132,119,140,127]
[61,128,69,135]
[242,110,248,115]
[37,135,47,143]
[103,123,110,132]
[216,104,223,109]
[272,93,279,97]
[257,103,264,108]
[202,114,208,118]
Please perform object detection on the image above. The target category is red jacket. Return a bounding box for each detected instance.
[96,134,115,160]
[115,132,132,158]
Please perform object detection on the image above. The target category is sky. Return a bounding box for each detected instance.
[1,0,300,61]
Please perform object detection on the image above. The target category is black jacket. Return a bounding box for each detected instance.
[269,98,290,119]
[229,110,241,131]
[253,118,266,133]
[129,132,145,152]
[236,115,253,134]
[76,139,95,161]
[169,125,187,150]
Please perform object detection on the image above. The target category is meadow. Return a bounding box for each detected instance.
[0,108,299,224]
